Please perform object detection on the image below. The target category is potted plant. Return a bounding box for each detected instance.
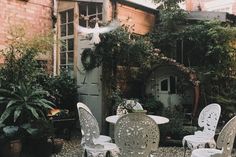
[0,124,22,157]
[0,83,55,157]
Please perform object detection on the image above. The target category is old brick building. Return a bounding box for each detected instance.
[0,0,53,65]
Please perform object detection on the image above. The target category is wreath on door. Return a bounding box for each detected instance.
[81,48,96,71]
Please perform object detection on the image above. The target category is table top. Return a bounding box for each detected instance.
[106,114,169,125]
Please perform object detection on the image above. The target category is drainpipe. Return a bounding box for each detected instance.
[53,0,57,76]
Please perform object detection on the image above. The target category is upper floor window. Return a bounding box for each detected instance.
[79,3,103,28]
[60,9,74,77]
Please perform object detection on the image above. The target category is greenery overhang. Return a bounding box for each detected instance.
[148,56,200,86]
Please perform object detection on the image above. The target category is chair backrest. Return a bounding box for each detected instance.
[77,102,92,114]
[77,102,100,146]
[115,113,160,157]
[216,116,236,157]
[116,99,143,115]
[198,103,221,136]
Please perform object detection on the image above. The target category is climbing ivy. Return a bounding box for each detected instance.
[95,27,154,74]
[150,3,236,118]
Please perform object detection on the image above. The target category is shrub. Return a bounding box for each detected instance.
[38,71,78,112]
[159,105,185,141]
[142,94,164,115]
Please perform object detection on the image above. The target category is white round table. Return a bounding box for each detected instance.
[106,115,169,125]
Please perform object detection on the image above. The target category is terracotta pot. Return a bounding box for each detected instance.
[1,139,22,157]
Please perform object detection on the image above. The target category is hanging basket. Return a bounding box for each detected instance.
[81,48,96,71]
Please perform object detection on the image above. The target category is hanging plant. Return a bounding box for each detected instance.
[81,48,96,71]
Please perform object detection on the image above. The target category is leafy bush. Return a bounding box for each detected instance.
[0,83,54,138]
[0,83,54,124]
[142,94,164,115]
[0,27,52,89]
[38,71,78,112]
[159,105,185,140]
[0,27,55,139]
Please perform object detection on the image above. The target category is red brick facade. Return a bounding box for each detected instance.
[0,0,53,63]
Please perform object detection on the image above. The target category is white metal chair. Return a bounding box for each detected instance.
[77,102,112,144]
[115,112,160,157]
[182,103,221,156]
[191,115,236,157]
[77,103,119,157]
[116,99,144,115]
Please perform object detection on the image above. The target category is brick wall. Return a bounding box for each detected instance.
[185,0,201,11]
[116,4,155,35]
[0,0,53,63]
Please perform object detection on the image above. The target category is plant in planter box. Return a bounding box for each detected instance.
[0,83,55,156]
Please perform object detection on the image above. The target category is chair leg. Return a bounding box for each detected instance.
[84,149,88,157]
[183,146,187,157]
[106,151,111,157]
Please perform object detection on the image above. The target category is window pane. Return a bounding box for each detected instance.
[68,39,74,51]
[88,4,96,15]
[79,4,87,17]
[60,53,66,65]
[79,19,86,27]
[60,24,66,37]
[68,52,74,64]
[98,14,102,21]
[60,11,66,24]
[89,15,97,28]
[68,23,74,35]
[67,65,74,78]
[60,65,66,71]
[161,79,168,91]
[68,9,74,22]
[97,4,102,13]
[170,76,176,94]
[60,40,66,51]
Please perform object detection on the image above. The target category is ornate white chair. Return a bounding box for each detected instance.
[191,116,236,157]
[77,102,112,144]
[77,103,119,157]
[116,99,144,115]
[115,112,160,157]
[182,103,221,156]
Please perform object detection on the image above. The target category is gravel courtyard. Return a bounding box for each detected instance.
[54,131,236,157]
[55,136,192,157]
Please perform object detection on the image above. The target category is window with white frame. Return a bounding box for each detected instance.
[60,9,74,76]
[79,3,103,28]
[159,76,178,94]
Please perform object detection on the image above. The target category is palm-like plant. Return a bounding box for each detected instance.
[0,83,54,125]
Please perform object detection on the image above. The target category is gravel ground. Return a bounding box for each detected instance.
[54,136,192,157]
[54,135,235,157]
